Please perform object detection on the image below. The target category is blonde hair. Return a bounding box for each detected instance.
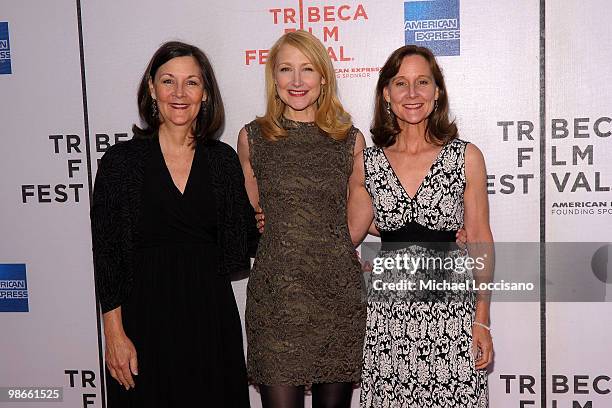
[256,30,352,141]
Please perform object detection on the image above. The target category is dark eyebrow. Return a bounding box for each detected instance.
[158,73,202,79]
[392,74,433,81]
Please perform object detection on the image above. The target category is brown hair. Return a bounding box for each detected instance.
[371,45,457,147]
[133,41,224,142]
[256,30,352,141]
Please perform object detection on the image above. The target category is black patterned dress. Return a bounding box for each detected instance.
[360,139,488,407]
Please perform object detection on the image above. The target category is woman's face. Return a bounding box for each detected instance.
[274,44,325,121]
[149,56,206,130]
[384,54,439,127]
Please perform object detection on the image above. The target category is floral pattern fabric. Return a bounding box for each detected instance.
[360,139,488,408]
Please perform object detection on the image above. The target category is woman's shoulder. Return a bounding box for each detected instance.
[448,137,481,155]
[361,145,385,174]
[203,139,237,157]
[363,144,383,157]
[462,140,485,163]
[245,118,259,128]
[444,137,471,157]
[346,124,361,140]
[243,119,263,139]
[202,139,242,175]
[446,138,486,176]
[99,137,152,166]
[447,137,468,147]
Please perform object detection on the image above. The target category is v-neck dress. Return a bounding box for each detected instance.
[105,139,250,407]
[360,139,488,408]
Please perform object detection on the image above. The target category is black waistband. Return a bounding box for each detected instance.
[380,221,458,251]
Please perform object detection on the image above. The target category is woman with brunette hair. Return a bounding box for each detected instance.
[348,45,493,407]
[237,30,366,407]
[91,41,256,407]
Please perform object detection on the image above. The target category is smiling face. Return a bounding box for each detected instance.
[384,54,439,128]
[149,55,206,131]
[274,44,325,122]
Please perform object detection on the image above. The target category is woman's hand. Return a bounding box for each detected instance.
[472,323,493,370]
[355,249,373,273]
[103,307,138,390]
[255,207,265,233]
[105,331,138,390]
[347,134,374,247]
[463,143,494,371]
[455,228,467,248]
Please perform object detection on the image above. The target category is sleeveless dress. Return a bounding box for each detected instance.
[244,119,366,385]
[106,139,250,407]
[360,139,488,407]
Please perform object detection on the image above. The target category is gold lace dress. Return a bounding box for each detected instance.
[245,118,366,385]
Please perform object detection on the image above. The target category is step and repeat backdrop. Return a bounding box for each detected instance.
[1,1,610,407]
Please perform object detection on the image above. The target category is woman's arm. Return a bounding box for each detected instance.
[102,307,138,390]
[368,220,380,237]
[347,132,374,247]
[90,149,138,389]
[237,127,261,211]
[91,152,127,314]
[463,142,494,369]
[224,138,259,258]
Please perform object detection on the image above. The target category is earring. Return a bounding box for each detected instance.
[434,100,438,111]
[386,101,391,116]
[316,86,325,107]
[200,100,207,116]
[151,99,158,118]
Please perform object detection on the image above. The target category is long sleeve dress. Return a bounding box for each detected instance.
[91,136,258,407]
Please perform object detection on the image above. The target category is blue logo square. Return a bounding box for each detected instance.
[404,0,460,56]
[0,264,29,312]
[0,22,12,75]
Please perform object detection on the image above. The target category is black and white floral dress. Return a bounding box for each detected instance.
[360,139,488,408]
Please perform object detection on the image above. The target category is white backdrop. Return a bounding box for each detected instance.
[546,1,612,408]
[0,1,102,407]
[0,1,610,407]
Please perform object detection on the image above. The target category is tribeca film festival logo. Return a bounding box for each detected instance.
[404,0,460,56]
[500,374,612,408]
[19,131,130,204]
[0,22,12,74]
[245,2,379,79]
[20,134,87,204]
[548,116,612,216]
[488,120,537,196]
[0,264,28,312]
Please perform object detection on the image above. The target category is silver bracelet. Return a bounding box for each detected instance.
[473,321,491,331]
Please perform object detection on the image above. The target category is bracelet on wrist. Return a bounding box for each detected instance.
[473,321,491,331]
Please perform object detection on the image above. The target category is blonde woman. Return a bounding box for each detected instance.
[237,30,366,407]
